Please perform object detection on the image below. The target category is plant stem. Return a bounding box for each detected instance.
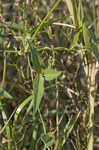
[0,52,6,88]
[87,62,96,150]
[31,0,61,41]
[0,52,12,150]
[71,0,79,28]
[54,80,59,150]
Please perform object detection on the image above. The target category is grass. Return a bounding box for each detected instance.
[0,0,99,150]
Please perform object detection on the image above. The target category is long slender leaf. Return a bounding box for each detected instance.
[30,44,42,74]
[0,21,24,31]
[80,2,90,48]
[91,43,99,62]
[0,101,12,150]
[83,22,90,48]
[31,0,61,41]
[73,27,82,46]
[65,0,78,28]
[13,95,33,126]
[62,111,80,146]
[65,0,74,24]
[0,88,13,99]
[33,74,44,114]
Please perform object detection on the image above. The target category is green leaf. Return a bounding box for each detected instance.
[80,3,90,48]
[31,0,61,41]
[65,0,78,28]
[95,32,99,43]
[13,95,33,123]
[65,0,74,24]
[88,30,99,43]
[30,44,42,74]
[83,22,90,48]
[72,27,82,46]
[0,28,5,44]
[13,95,33,136]
[0,88,13,99]
[15,95,33,115]
[62,111,80,146]
[91,43,99,62]
[95,137,99,143]
[33,75,44,114]
[88,29,96,42]
[43,68,61,81]
[42,134,54,147]
[0,21,24,31]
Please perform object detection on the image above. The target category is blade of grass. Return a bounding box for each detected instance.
[0,52,6,88]
[0,53,12,150]
[65,0,79,28]
[12,95,33,139]
[33,74,44,114]
[0,102,12,150]
[80,2,90,49]
[31,0,61,41]
[62,111,80,146]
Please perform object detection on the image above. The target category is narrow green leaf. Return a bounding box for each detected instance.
[65,0,78,28]
[83,22,90,48]
[42,135,54,147]
[91,43,99,62]
[15,95,33,120]
[33,75,44,114]
[0,28,4,44]
[97,17,99,32]
[62,111,80,146]
[77,0,83,27]
[0,88,13,99]
[73,27,82,46]
[95,32,99,43]
[95,137,99,143]
[31,0,61,41]
[65,0,74,24]
[12,95,33,138]
[88,29,96,42]
[88,30,99,43]
[88,30,99,61]
[0,101,11,149]
[0,21,24,31]
[80,3,90,48]
[30,44,42,73]
[43,68,61,81]
[25,95,34,116]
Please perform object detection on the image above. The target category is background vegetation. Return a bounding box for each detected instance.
[0,0,99,150]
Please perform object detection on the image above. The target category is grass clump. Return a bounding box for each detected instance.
[0,0,99,150]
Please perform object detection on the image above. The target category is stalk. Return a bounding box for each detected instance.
[31,0,61,41]
[87,61,96,150]
[0,53,12,150]
[71,0,79,28]
[0,52,7,88]
[55,80,59,150]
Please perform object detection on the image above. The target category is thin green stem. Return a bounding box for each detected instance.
[31,0,61,41]
[54,80,59,150]
[0,52,6,88]
[0,53,12,150]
